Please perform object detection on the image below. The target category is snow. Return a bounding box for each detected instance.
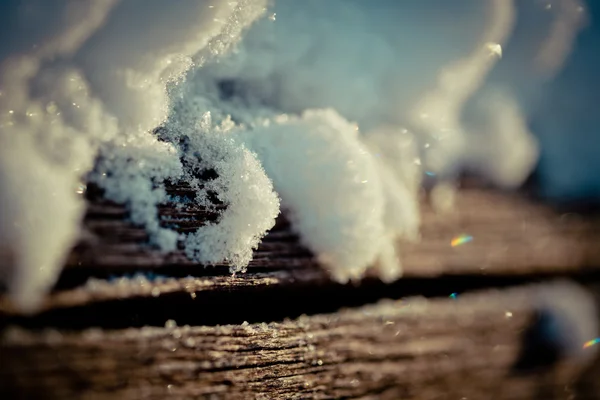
[0,0,589,310]
[174,112,280,270]
[243,109,405,282]
[0,0,269,310]
[183,0,544,282]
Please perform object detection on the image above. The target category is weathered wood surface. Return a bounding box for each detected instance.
[73,186,600,277]
[1,284,599,400]
[2,187,600,314]
[1,186,600,399]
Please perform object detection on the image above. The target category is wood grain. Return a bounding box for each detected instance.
[1,284,599,400]
[71,186,600,277]
[2,186,600,399]
[1,186,598,314]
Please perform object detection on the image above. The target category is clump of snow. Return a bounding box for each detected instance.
[166,110,280,270]
[242,109,406,282]
[0,1,118,312]
[90,134,184,251]
[0,132,88,311]
[361,126,422,241]
[185,0,536,282]
[83,0,275,261]
[185,0,587,282]
[0,0,270,311]
[161,59,280,271]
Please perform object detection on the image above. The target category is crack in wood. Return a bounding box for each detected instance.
[2,286,598,399]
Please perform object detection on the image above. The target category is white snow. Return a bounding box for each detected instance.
[0,0,589,310]
[184,0,551,282]
[0,0,270,311]
[173,112,280,270]
[242,109,405,282]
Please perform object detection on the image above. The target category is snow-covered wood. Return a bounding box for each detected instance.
[1,185,595,314]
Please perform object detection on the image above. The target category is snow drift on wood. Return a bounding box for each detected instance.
[0,0,589,310]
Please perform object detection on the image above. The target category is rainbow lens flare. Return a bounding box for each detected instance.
[583,338,600,349]
[451,234,473,247]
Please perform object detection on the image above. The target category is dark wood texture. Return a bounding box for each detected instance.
[73,186,600,277]
[1,187,599,314]
[1,285,599,400]
[1,186,600,399]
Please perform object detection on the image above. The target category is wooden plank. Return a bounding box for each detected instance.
[72,186,600,275]
[71,186,600,277]
[1,283,598,399]
[2,187,599,314]
[1,187,599,398]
